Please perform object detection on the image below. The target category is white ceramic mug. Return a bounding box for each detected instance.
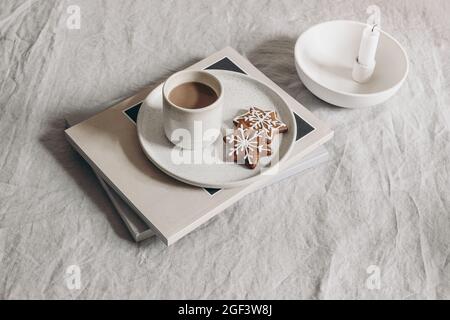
[162,70,223,150]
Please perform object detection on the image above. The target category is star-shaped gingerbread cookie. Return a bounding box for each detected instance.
[223,126,271,169]
[233,107,288,141]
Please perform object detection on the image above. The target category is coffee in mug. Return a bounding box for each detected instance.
[168,82,218,109]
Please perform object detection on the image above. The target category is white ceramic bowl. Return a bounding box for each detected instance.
[295,20,409,108]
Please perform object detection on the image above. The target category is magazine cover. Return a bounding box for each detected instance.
[69,108,330,242]
[65,47,333,245]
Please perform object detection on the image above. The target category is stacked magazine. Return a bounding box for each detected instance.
[65,47,333,245]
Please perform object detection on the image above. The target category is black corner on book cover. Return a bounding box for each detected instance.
[294,113,314,141]
[124,102,142,123]
[205,57,246,74]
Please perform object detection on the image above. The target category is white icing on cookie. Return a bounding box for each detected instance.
[233,107,288,140]
[225,126,270,168]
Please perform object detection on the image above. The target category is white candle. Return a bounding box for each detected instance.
[357,25,380,66]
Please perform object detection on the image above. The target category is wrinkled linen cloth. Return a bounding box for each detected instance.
[0,0,449,299]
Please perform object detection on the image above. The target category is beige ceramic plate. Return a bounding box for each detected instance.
[137,70,297,188]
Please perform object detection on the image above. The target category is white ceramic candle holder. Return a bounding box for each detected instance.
[295,20,409,108]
